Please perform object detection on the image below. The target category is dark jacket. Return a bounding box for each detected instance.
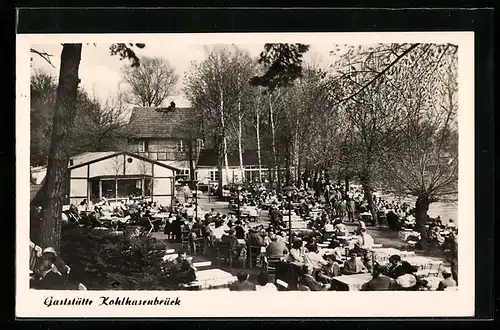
[229,280,257,291]
[361,275,397,291]
[247,232,265,246]
[387,261,417,279]
[32,271,66,290]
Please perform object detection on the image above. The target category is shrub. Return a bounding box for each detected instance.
[60,224,191,290]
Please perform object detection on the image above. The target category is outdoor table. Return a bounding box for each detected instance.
[398,230,420,241]
[152,213,170,220]
[332,273,373,291]
[369,247,415,261]
[181,269,237,290]
[291,221,308,229]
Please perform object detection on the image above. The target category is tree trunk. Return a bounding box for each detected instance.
[256,108,262,183]
[219,88,229,186]
[237,105,244,184]
[285,139,291,187]
[268,94,278,190]
[415,195,431,248]
[216,135,223,198]
[40,44,82,252]
[360,174,378,226]
[188,139,195,181]
[345,176,350,192]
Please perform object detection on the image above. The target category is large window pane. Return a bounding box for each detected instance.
[102,180,116,199]
[117,179,141,198]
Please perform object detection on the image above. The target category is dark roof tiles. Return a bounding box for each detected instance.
[127,107,199,139]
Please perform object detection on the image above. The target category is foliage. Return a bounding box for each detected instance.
[121,56,179,107]
[109,43,146,67]
[60,224,191,290]
[250,43,310,91]
[30,70,130,166]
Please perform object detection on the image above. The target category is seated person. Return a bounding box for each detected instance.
[356,228,375,249]
[328,240,345,263]
[233,221,246,240]
[266,235,288,257]
[30,247,66,290]
[221,228,241,259]
[316,256,342,283]
[385,255,418,279]
[342,251,369,275]
[333,219,348,236]
[168,251,197,283]
[360,264,397,291]
[287,239,306,266]
[436,268,457,291]
[229,271,256,291]
[256,271,278,291]
[299,265,326,291]
[303,243,328,271]
[323,220,334,232]
[246,227,265,246]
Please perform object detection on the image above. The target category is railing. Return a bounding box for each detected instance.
[135,152,189,162]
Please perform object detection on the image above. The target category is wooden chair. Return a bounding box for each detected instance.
[190,229,207,256]
[247,245,263,268]
[216,244,246,269]
[180,227,191,250]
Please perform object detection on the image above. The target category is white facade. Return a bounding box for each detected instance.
[68,152,177,207]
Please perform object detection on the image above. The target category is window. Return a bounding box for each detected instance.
[209,170,219,182]
[177,140,186,152]
[176,169,190,179]
[138,140,149,152]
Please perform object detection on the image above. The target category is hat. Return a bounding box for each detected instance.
[42,247,57,256]
[396,274,417,288]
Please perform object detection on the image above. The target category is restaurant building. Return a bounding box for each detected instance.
[68,151,179,207]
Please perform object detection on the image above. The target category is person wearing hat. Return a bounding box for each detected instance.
[436,268,457,291]
[30,247,66,290]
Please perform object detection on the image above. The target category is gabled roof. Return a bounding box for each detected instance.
[70,151,117,167]
[197,149,262,167]
[127,106,199,139]
[68,151,180,172]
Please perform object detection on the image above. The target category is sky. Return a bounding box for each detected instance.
[31,42,337,108]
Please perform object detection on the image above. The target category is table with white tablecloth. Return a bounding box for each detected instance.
[369,247,416,263]
[332,273,373,291]
[181,269,237,290]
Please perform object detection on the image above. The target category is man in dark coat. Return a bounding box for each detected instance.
[229,271,256,291]
[361,264,397,291]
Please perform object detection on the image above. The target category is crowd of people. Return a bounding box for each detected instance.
[30,178,458,292]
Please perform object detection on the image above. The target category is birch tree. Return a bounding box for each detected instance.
[184,46,243,197]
